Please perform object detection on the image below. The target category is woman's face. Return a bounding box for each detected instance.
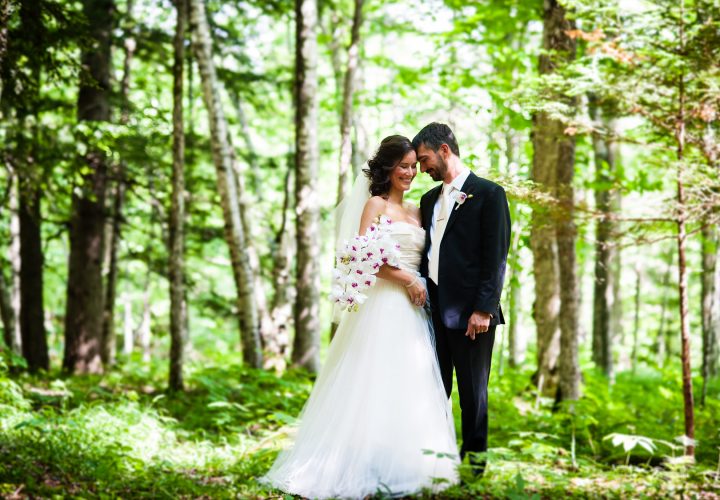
[389,150,418,192]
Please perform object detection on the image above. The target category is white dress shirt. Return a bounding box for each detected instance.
[428,167,471,284]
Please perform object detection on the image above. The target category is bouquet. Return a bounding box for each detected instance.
[331,215,401,312]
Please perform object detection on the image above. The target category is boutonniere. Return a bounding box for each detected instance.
[450,190,473,210]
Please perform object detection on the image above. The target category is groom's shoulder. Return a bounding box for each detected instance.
[420,185,441,205]
[470,173,505,194]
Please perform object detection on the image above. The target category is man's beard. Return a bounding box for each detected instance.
[428,156,446,181]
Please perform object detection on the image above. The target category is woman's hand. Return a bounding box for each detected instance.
[405,276,426,307]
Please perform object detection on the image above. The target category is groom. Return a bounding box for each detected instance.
[414,123,510,474]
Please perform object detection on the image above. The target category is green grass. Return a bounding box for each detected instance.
[1,349,719,498]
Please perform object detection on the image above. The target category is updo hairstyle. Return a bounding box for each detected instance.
[362,135,414,197]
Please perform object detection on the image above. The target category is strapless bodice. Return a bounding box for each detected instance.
[388,221,425,273]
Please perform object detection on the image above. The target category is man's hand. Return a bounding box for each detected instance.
[465,311,492,340]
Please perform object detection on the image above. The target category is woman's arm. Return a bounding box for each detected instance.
[358,198,426,305]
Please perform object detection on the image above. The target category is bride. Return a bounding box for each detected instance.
[261,135,459,499]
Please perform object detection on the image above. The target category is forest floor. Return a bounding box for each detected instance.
[1,352,719,499]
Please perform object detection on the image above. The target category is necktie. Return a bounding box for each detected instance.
[429,185,452,284]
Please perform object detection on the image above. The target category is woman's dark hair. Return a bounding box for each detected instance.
[363,135,414,197]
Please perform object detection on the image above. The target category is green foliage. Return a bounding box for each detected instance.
[0,357,312,498]
[1,0,719,496]
[1,356,718,498]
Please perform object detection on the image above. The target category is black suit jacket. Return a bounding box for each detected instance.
[420,172,511,330]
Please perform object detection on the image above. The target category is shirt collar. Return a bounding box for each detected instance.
[443,166,471,194]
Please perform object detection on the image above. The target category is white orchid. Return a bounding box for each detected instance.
[331,216,401,312]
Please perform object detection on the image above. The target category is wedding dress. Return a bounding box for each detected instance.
[261,220,460,499]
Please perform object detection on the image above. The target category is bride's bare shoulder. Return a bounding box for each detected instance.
[359,196,388,232]
[363,196,387,214]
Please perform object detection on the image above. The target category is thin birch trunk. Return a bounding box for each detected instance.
[589,95,617,379]
[189,0,262,368]
[230,91,261,196]
[505,131,521,368]
[701,222,718,405]
[656,246,674,364]
[632,264,641,372]
[168,0,188,392]
[122,291,133,355]
[292,0,321,373]
[675,4,695,456]
[267,160,295,370]
[335,0,363,205]
[100,0,134,367]
[226,90,273,357]
[100,179,123,366]
[8,174,22,353]
[0,171,17,349]
[0,0,9,103]
[137,283,152,363]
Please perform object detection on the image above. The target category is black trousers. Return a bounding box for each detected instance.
[427,280,495,458]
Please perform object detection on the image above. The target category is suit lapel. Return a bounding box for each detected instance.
[443,172,477,236]
[422,185,441,228]
[423,185,442,249]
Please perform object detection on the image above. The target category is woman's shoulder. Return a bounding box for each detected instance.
[363,196,388,212]
[361,196,389,222]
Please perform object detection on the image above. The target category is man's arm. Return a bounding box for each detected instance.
[419,192,429,229]
[473,185,511,316]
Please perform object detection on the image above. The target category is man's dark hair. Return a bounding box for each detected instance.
[411,122,460,157]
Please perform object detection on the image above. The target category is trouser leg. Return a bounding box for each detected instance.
[447,326,495,456]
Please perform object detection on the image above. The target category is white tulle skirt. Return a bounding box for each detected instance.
[261,278,459,499]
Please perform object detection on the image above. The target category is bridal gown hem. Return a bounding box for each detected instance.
[261,221,459,499]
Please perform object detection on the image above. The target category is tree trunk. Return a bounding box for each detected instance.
[137,282,152,362]
[504,131,521,368]
[19,185,48,371]
[0,171,18,351]
[189,0,262,368]
[531,0,578,396]
[0,0,9,103]
[589,95,617,379]
[350,64,369,179]
[656,245,674,364]
[14,0,49,372]
[7,174,22,353]
[63,0,113,374]
[122,291,133,355]
[226,89,273,360]
[556,149,579,401]
[632,264,641,372]
[169,0,188,392]
[0,256,16,352]
[700,221,717,405]
[267,159,295,370]
[100,0,134,367]
[610,189,623,346]
[292,0,321,373]
[323,7,344,104]
[336,0,363,205]
[230,92,261,196]
[675,16,694,456]
[100,178,123,366]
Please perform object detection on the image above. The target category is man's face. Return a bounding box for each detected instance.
[417,143,448,182]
